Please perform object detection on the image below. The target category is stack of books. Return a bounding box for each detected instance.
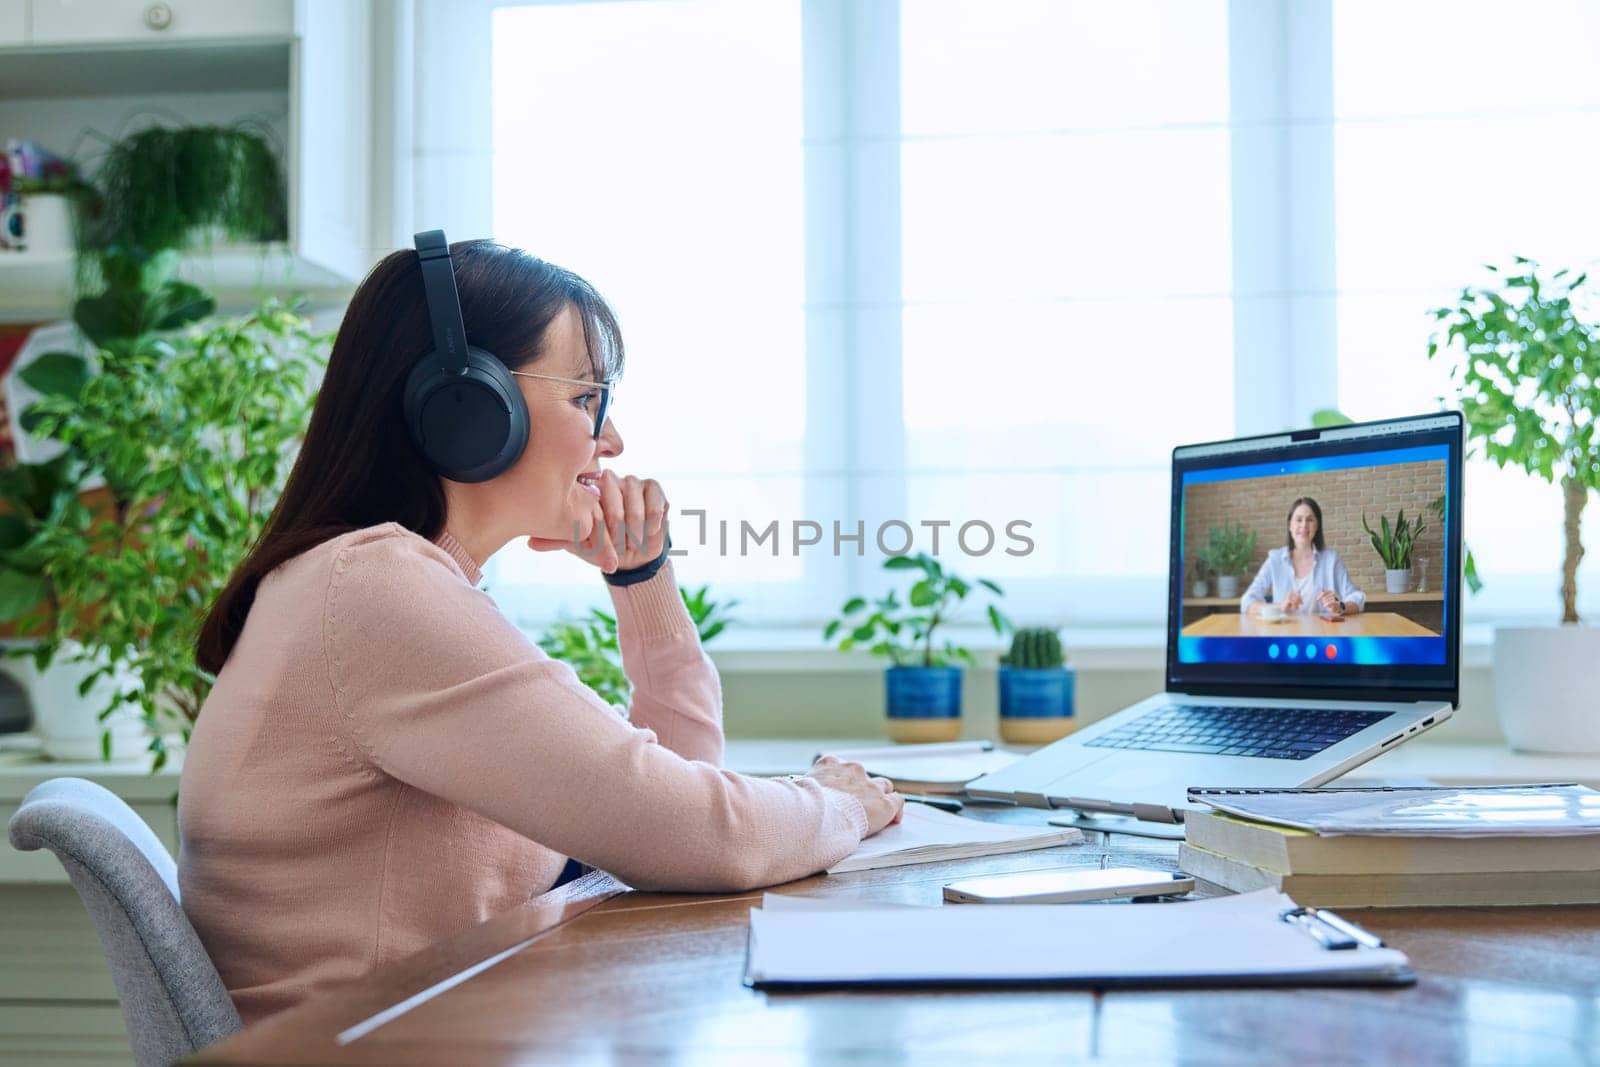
[1177,784,1600,908]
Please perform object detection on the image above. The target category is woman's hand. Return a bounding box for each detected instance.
[1282,591,1303,613]
[807,755,905,836]
[1316,589,1343,615]
[527,471,669,573]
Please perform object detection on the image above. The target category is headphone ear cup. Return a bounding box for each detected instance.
[403,347,530,483]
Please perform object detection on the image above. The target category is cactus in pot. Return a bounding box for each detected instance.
[997,627,1075,744]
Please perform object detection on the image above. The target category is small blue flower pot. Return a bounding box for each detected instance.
[998,666,1076,744]
[884,666,964,742]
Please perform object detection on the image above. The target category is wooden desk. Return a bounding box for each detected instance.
[190,815,1600,1066]
[1182,611,1438,638]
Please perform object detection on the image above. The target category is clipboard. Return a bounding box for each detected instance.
[744,889,1414,990]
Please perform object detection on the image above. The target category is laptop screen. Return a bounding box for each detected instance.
[1167,412,1462,703]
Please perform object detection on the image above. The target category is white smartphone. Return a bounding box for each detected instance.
[943,867,1194,905]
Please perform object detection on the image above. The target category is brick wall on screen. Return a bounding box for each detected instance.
[1183,461,1447,594]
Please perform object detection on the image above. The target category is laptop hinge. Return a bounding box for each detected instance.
[1013,791,1055,810]
[1132,802,1183,825]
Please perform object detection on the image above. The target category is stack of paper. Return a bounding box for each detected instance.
[745,889,1413,988]
[829,803,1082,874]
[1179,785,1600,907]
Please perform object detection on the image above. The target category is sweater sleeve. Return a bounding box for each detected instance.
[606,558,724,765]
[321,531,866,892]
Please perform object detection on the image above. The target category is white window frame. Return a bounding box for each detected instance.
[409,0,1544,641]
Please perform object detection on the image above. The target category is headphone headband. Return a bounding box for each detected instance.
[414,230,470,376]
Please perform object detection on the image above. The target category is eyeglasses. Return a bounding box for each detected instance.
[507,370,616,439]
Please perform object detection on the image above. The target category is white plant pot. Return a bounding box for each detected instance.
[1190,580,1209,598]
[1385,568,1411,594]
[2,644,147,761]
[1493,626,1600,754]
[1215,575,1240,598]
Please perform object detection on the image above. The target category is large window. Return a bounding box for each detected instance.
[450,0,1598,636]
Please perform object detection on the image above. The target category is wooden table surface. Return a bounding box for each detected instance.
[188,807,1600,1067]
[1183,611,1438,638]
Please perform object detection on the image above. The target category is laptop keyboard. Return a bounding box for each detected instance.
[1083,704,1393,761]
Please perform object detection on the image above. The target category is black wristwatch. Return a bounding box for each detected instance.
[604,534,673,587]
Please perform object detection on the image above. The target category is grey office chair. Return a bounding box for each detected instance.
[7,777,241,1066]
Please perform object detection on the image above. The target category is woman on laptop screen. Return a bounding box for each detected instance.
[1240,497,1366,618]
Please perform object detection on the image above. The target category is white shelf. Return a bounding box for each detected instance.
[0,243,354,321]
[0,37,289,97]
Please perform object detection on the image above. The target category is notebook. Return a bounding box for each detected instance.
[828,803,1082,874]
[1184,809,1600,876]
[1177,843,1600,908]
[744,888,1413,988]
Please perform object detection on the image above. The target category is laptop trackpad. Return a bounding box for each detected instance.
[1047,755,1177,794]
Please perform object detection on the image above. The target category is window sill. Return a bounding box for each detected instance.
[701,623,1497,674]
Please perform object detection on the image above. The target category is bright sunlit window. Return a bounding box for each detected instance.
[460,0,1598,636]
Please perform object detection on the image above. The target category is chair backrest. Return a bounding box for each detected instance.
[7,777,241,1066]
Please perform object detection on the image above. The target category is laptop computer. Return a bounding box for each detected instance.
[968,412,1463,824]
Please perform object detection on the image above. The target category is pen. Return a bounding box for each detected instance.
[1307,907,1386,949]
[901,794,964,813]
[1281,907,1357,950]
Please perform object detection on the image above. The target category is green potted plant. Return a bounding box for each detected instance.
[538,584,739,713]
[82,124,287,254]
[1188,553,1210,599]
[997,627,1074,744]
[823,553,1011,743]
[1429,257,1600,752]
[14,299,327,766]
[1203,520,1257,599]
[1361,509,1426,594]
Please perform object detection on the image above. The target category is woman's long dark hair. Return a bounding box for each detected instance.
[196,240,624,675]
[1285,496,1326,551]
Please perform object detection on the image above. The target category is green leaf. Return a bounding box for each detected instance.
[882,555,920,571]
[908,579,937,608]
[976,578,1003,596]
[0,567,49,622]
[0,514,31,552]
[822,620,842,641]
[19,352,90,400]
[841,596,867,614]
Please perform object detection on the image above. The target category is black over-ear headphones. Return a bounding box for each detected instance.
[403,230,530,482]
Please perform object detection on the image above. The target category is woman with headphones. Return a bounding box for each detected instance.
[178,234,902,1024]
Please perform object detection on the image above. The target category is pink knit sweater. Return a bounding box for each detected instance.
[178,523,867,1023]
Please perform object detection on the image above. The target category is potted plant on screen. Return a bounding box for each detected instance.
[824,553,1011,743]
[997,627,1074,744]
[1429,257,1600,752]
[1203,520,1257,599]
[1362,510,1426,594]
[1188,554,1211,599]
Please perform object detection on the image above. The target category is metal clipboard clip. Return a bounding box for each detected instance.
[1280,906,1387,951]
